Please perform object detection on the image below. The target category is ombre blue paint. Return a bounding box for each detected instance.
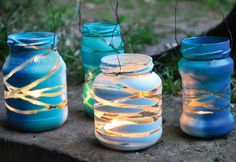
[179,36,234,138]
[3,32,68,132]
[81,22,124,117]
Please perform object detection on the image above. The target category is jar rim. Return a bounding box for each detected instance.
[82,22,120,37]
[182,36,229,46]
[181,36,231,60]
[100,54,154,75]
[8,32,58,49]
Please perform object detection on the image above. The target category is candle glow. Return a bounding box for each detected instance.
[94,54,163,151]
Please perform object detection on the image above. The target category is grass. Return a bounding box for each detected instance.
[0,0,83,81]
[203,0,235,9]
[0,0,235,100]
[124,21,157,52]
[153,49,181,96]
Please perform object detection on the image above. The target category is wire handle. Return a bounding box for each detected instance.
[78,0,124,77]
[3,1,57,51]
[109,0,125,42]
[48,0,57,50]
[218,8,233,48]
[77,0,124,39]
[174,0,233,50]
[77,0,83,34]
[174,0,180,52]
[115,54,122,76]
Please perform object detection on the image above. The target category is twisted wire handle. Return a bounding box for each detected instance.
[174,0,233,50]
[48,0,57,50]
[78,0,124,78]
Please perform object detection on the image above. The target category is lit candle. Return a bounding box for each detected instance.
[3,32,68,132]
[94,54,162,151]
[179,36,234,138]
[81,22,124,117]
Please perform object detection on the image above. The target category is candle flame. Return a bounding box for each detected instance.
[3,53,67,114]
[29,91,40,98]
[104,120,136,131]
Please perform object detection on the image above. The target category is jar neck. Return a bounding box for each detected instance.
[9,47,56,57]
[82,22,121,37]
[100,54,154,76]
[8,32,58,57]
[181,36,231,60]
[102,69,153,77]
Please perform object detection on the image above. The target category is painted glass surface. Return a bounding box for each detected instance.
[179,36,234,138]
[3,32,68,131]
[81,22,124,117]
[94,54,162,151]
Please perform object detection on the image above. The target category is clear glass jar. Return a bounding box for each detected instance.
[93,54,162,151]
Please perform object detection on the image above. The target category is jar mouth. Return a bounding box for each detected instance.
[8,32,58,49]
[100,54,154,75]
[182,36,229,45]
[82,22,120,37]
[181,36,231,60]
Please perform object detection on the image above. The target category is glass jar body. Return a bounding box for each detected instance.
[81,22,124,117]
[3,32,68,132]
[179,36,234,138]
[93,72,162,151]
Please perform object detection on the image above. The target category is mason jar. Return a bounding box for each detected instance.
[81,22,124,117]
[3,32,68,132]
[179,36,234,138]
[93,54,162,151]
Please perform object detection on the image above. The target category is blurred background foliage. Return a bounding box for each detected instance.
[0,0,235,101]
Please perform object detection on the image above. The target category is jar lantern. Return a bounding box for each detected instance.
[179,36,234,138]
[93,54,162,151]
[2,32,68,132]
[81,22,124,117]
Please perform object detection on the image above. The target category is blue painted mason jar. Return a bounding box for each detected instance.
[93,54,163,151]
[179,36,234,138]
[81,22,124,117]
[3,32,68,132]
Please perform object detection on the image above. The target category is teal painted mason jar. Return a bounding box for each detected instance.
[179,36,234,138]
[3,32,68,132]
[81,22,124,117]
